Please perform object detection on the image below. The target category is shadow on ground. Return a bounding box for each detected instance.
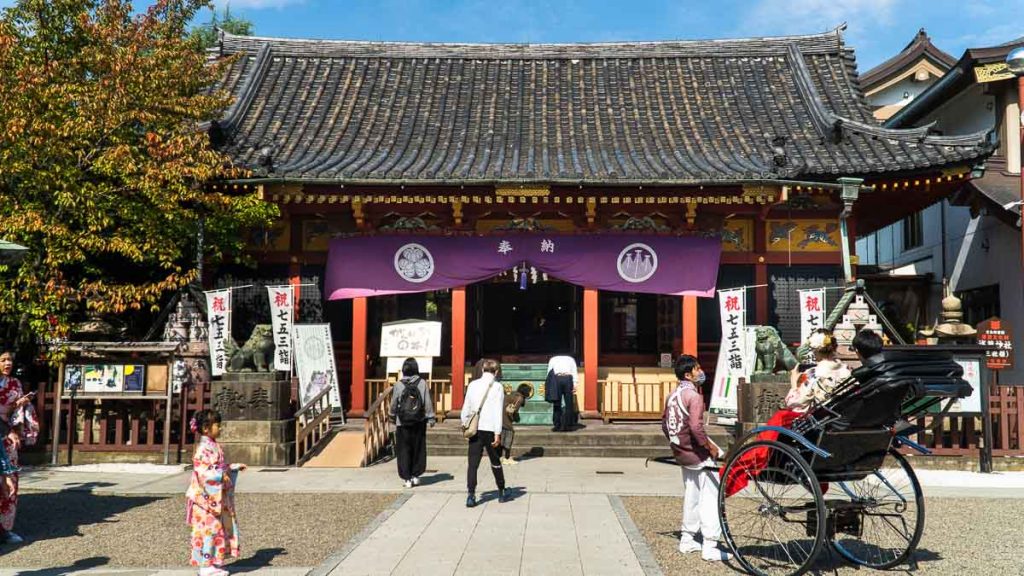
[6,556,109,576]
[13,492,161,545]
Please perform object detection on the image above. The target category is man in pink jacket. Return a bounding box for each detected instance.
[661,355,731,562]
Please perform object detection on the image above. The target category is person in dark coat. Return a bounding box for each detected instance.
[500,383,533,464]
[389,358,435,489]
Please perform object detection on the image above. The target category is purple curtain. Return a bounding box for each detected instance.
[325,234,721,300]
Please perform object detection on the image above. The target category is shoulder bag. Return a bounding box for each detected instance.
[462,381,496,439]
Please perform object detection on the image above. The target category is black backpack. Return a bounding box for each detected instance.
[397,379,426,424]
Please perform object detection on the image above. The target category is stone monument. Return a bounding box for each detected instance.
[919,279,977,344]
[737,326,798,435]
[210,325,295,466]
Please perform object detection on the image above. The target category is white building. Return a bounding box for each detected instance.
[858,35,1023,382]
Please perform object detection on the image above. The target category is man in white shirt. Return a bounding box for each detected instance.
[545,355,578,432]
[460,358,507,507]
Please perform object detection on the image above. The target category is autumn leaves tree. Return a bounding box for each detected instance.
[0,0,276,354]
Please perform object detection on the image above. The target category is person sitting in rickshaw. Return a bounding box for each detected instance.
[722,328,882,497]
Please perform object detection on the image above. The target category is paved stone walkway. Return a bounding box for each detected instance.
[324,493,650,576]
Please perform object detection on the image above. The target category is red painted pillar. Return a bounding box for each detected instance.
[350,297,368,416]
[288,260,301,317]
[755,264,769,325]
[583,288,599,413]
[451,287,467,411]
[682,296,698,357]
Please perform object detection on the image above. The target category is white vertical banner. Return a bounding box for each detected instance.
[710,288,747,416]
[798,288,826,345]
[267,285,294,371]
[293,324,341,408]
[205,289,231,377]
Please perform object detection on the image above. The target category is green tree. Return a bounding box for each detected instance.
[189,3,254,50]
[0,0,277,355]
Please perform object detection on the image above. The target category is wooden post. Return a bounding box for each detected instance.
[682,296,698,357]
[51,365,63,466]
[451,287,467,411]
[583,288,599,413]
[350,297,368,416]
[755,265,769,325]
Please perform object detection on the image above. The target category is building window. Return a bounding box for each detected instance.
[959,284,1000,328]
[902,212,923,251]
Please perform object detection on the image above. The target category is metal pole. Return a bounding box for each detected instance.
[980,365,995,473]
[837,177,864,284]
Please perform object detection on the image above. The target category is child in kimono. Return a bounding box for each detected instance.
[186,409,246,576]
[0,416,19,499]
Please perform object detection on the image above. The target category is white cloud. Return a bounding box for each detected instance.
[738,0,899,37]
[212,0,304,10]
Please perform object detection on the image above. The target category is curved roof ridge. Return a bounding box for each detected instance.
[860,28,956,89]
[217,26,848,59]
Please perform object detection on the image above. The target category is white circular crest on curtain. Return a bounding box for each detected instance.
[616,243,658,283]
[394,243,435,283]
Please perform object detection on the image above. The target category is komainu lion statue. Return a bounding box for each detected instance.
[753,325,798,375]
[226,324,276,372]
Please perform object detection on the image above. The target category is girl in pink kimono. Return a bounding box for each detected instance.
[186,409,246,575]
[0,350,36,545]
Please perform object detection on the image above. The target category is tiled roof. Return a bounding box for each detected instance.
[859,28,956,91]
[211,27,992,185]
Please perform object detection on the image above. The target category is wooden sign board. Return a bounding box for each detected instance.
[976,317,1014,371]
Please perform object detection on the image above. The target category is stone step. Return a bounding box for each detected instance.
[427,444,676,459]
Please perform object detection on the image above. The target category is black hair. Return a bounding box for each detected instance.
[194,409,222,435]
[481,358,500,374]
[401,357,419,377]
[516,383,534,399]
[674,354,699,381]
[852,329,884,359]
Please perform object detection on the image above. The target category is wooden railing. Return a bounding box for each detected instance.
[900,385,1024,458]
[361,385,394,467]
[365,377,451,423]
[295,386,333,466]
[599,379,677,423]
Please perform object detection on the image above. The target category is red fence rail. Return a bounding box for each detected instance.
[21,380,1024,464]
[26,380,211,464]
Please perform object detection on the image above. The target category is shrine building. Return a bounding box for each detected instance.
[208,26,993,418]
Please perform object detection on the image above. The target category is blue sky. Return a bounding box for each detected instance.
[204,0,1022,70]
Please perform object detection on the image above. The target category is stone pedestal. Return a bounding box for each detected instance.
[211,373,295,466]
[736,374,791,437]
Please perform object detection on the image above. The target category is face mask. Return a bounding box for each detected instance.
[692,370,706,384]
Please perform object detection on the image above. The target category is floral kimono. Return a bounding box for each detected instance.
[186,436,240,567]
[0,376,24,532]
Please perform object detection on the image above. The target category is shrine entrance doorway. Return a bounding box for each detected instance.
[472,279,579,362]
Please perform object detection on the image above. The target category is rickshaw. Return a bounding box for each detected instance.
[718,349,973,576]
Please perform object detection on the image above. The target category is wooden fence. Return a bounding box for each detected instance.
[27,380,211,464]
[366,378,452,422]
[899,385,1024,457]
[295,386,333,465]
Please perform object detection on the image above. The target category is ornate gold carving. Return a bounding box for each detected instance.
[586,197,597,226]
[685,201,697,227]
[495,185,550,197]
[352,197,365,229]
[974,62,1014,84]
[452,200,463,226]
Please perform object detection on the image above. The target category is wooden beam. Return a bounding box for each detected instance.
[451,287,467,411]
[583,288,599,413]
[350,297,368,417]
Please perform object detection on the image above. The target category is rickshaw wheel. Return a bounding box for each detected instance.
[830,449,925,569]
[719,440,826,576]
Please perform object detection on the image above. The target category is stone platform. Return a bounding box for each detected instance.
[425,419,733,459]
[211,372,296,466]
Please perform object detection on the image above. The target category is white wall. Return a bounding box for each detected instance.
[918,83,995,136]
[866,76,938,108]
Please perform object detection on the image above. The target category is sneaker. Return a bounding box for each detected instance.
[3,532,23,545]
[411,477,421,486]
[498,489,510,503]
[677,537,701,554]
[403,480,413,489]
[466,494,477,508]
[701,543,732,562]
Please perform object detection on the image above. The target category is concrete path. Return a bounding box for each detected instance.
[20,457,1024,499]
[323,493,650,576]
[0,565,307,569]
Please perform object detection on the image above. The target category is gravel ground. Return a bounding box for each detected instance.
[0,492,396,569]
[622,496,1024,575]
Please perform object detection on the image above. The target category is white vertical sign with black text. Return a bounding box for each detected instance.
[798,289,826,345]
[293,324,341,409]
[267,286,294,372]
[205,289,231,377]
[710,288,747,416]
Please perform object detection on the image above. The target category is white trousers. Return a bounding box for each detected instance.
[681,466,722,543]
